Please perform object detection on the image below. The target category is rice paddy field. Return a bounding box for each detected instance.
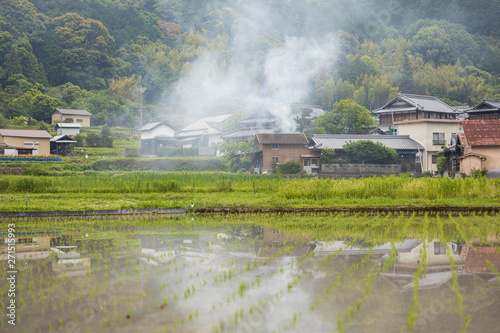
[1,213,499,333]
[1,172,500,211]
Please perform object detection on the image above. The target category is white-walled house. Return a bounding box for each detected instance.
[175,114,232,156]
[56,123,81,136]
[137,121,177,156]
[395,119,462,173]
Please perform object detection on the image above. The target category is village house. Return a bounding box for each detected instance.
[372,93,464,173]
[252,133,313,174]
[52,109,92,127]
[466,100,500,120]
[372,93,463,133]
[0,129,52,155]
[137,121,177,156]
[452,120,500,177]
[307,134,424,175]
[175,114,232,156]
[56,122,81,136]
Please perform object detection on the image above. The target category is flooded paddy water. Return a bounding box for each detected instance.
[1,213,499,333]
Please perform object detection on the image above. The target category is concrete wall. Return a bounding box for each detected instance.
[320,163,401,178]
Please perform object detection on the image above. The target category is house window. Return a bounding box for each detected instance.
[450,133,457,145]
[304,158,319,167]
[271,144,279,150]
[434,242,447,255]
[432,155,438,164]
[272,156,279,163]
[76,119,83,123]
[432,132,445,145]
[423,112,430,119]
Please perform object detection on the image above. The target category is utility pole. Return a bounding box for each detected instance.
[139,85,144,127]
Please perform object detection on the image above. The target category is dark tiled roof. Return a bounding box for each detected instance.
[54,109,92,116]
[464,246,500,272]
[0,129,52,139]
[255,133,308,145]
[309,134,424,151]
[468,99,500,113]
[462,120,500,146]
[374,93,459,114]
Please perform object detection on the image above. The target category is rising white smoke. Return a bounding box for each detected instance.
[165,1,338,132]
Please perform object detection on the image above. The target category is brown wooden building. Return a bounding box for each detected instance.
[466,100,500,120]
[252,133,314,174]
[372,93,463,133]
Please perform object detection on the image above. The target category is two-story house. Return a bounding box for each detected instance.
[252,133,312,174]
[373,93,464,173]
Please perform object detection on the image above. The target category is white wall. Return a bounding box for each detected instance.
[396,120,462,172]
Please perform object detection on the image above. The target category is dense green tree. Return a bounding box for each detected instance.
[342,140,398,164]
[412,26,452,65]
[312,99,377,134]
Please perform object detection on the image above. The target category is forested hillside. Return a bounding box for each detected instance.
[1,0,499,129]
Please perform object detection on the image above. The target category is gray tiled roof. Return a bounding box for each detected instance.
[468,99,500,113]
[222,127,276,139]
[137,121,177,132]
[54,109,92,116]
[309,134,424,151]
[374,93,459,114]
[256,133,308,145]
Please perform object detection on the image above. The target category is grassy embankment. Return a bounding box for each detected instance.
[0,172,499,212]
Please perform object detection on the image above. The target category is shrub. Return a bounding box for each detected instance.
[319,148,336,164]
[277,161,302,174]
[342,140,398,164]
[470,168,488,178]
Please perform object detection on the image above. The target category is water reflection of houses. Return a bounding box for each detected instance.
[51,245,91,277]
[139,232,255,269]
[313,239,471,291]
[0,233,58,260]
[257,227,312,258]
[463,237,500,285]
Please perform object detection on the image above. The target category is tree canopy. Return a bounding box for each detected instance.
[0,0,500,129]
[312,99,377,134]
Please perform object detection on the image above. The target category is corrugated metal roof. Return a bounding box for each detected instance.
[54,109,92,116]
[0,129,52,139]
[51,135,77,142]
[56,123,82,128]
[374,93,459,114]
[256,133,308,145]
[462,120,500,146]
[309,134,424,150]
